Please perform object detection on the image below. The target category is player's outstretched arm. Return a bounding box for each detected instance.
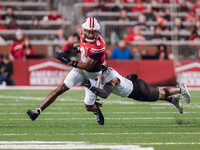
[83,79,115,99]
[55,51,97,71]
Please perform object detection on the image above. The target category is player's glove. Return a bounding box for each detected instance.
[55,51,71,64]
[27,108,42,121]
[73,42,81,53]
[82,79,92,89]
[55,51,78,67]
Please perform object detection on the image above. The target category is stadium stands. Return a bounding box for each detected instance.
[0,0,199,60]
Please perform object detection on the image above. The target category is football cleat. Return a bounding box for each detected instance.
[171,94,183,114]
[93,108,104,125]
[27,108,41,121]
[178,83,191,104]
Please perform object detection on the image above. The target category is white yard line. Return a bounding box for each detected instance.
[1,117,200,121]
[0,112,197,115]
[53,132,200,136]
[0,134,27,136]
[1,132,200,136]
[0,141,153,150]
[0,95,199,105]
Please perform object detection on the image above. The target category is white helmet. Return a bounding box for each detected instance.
[82,17,100,42]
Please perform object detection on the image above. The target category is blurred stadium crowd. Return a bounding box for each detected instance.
[0,0,200,61]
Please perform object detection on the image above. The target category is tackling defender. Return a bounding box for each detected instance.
[27,17,105,125]
[82,67,191,114]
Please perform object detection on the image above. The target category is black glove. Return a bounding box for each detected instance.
[55,51,71,64]
[73,42,81,53]
[82,79,92,89]
[73,46,81,53]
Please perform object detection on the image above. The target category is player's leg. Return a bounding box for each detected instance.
[159,84,191,104]
[27,68,84,121]
[84,87,104,125]
[178,83,191,103]
[131,79,183,113]
[83,71,104,125]
[157,87,184,113]
[27,83,69,121]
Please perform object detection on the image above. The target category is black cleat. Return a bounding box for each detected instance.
[93,108,104,125]
[27,109,40,121]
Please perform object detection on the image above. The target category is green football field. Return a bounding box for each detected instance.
[0,89,200,150]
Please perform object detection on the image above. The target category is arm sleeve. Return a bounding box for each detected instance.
[88,53,103,61]
[90,83,115,99]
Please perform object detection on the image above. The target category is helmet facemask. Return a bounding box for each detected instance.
[83,29,100,43]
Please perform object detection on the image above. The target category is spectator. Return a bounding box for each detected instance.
[9,30,24,60]
[192,20,200,33]
[174,18,185,31]
[143,5,156,21]
[112,0,128,12]
[151,26,169,41]
[151,1,160,13]
[43,9,63,21]
[94,0,109,12]
[135,15,149,31]
[31,18,40,29]
[164,9,171,21]
[155,44,168,60]
[188,30,200,58]
[1,7,18,29]
[62,35,79,60]
[178,2,189,12]
[23,37,35,58]
[185,9,198,22]
[124,26,145,42]
[118,9,129,21]
[190,0,200,14]
[131,0,145,13]
[0,54,16,86]
[174,18,187,40]
[111,40,132,59]
[55,28,66,42]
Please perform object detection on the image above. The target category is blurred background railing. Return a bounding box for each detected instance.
[0,0,200,60]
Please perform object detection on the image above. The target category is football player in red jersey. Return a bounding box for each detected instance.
[27,17,106,125]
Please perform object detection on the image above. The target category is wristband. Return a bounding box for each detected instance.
[71,61,78,67]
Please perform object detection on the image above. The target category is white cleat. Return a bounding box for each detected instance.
[171,94,183,114]
[178,83,191,104]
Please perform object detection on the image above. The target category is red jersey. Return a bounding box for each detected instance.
[80,32,106,69]
[48,14,62,21]
[9,41,24,59]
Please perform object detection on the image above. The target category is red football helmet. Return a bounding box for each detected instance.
[82,17,100,43]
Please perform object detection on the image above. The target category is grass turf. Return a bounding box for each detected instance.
[0,89,199,150]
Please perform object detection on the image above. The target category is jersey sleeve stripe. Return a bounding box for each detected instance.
[91,47,105,51]
[91,50,105,53]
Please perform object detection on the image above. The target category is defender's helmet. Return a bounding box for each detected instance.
[82,17,100,43]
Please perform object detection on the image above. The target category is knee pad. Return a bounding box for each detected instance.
[163,88,170,98]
